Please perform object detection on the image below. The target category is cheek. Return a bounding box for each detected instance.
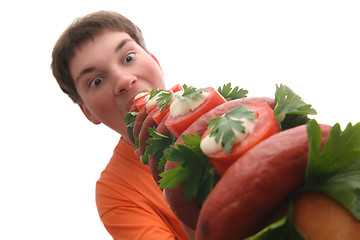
[84,92,114,120]
[141,59,165,88]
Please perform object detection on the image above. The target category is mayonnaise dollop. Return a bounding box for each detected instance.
[145,92,163,109]
[200,118,257,155]
[134,92,149,100]
[169,91,209,117]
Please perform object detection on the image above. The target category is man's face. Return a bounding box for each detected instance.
[70,31,165,143]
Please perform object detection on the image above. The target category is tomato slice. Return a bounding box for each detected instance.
[165,87,227,138]
[153,107,170,125]
[146,104,158,114]
[203,102,279,176]
[134,92,150,111]
[136,100,147,111]
[169,83,183,93]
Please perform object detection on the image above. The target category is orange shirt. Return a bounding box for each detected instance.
[96,138,188,240]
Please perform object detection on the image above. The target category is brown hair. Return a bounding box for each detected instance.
[51,10,148,103]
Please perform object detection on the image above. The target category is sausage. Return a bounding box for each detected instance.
[156,112,172,137]
[133,106,148,141]
[148,156,161,184]
[129,102,138,112]
[137,107,158,157]
[163,164,201,230]
[195,124,332,240]
[293,191,360,240]
[163,97,275,230]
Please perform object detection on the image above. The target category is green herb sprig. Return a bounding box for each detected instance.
[175,84,208,100]
[159,134,219,204]
[301,120,360,220]
[273,84,317,131]
[217,82,248,101]
[156,92,173,112]
[142,127,176,170]
[124,111,138,141]
[148,88,164,100]
[207,105,257,153]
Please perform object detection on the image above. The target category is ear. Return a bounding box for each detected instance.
[78,104,101,125]
[151,53,163,72]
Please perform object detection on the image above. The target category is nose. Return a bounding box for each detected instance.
[112,69,137,95]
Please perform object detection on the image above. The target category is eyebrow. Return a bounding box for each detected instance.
[75,67,95,83]
[75,38,133,83]
[115,38,132,52]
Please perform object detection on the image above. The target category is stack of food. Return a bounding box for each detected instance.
[125,83,360,240]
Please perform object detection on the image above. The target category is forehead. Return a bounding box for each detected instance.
[70,31,133,78]
[75,31,132,54]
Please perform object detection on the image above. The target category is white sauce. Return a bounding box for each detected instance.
[200,118,258,155]
[134,92,149,100]
[145,92,163,109]
[170,91,209,117]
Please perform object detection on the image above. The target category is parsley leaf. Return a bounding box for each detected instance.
[158,134,219,204]
[124,111,138,141]
[306,121,360,180]
[142,127,176,169]
[217,82,248,101]
[148,88,163,100]
[207,105,257,153]
[176,84,208,100]
[158,147,173,173]
[273,84,317,131]
[134,136,140,150]
[300,120,360,220]
[156,92,173,111]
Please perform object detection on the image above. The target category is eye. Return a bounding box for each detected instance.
[89,77,103,87]
[124,53,135,64]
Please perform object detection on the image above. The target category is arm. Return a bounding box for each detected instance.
[96,181,188,240]
[100,201,177,240]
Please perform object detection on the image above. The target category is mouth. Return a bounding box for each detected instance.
[125,89,150,112]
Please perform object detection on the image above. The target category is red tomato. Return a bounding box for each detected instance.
[203,102,279,176]
[134,92,150,111]
[165,87,227,138]
[136,100,147,111]
[169,83,183,93]
[146,104,157,114]
[153,107,170,125]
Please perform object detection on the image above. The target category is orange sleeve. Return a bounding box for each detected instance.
[97,190,176,240]
[96,138,189,240]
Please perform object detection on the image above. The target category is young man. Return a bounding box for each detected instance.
[51,10,192,240]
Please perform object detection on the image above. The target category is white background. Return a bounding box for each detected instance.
[1,0,359,239]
